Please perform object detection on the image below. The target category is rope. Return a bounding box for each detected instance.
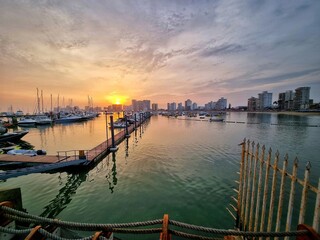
[169,229,223,240]
[0,206,311,238]
[169,220,309,237]
[0,226,31,235]
[1,206,162,230]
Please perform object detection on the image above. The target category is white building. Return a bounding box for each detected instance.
[258,91,272,109]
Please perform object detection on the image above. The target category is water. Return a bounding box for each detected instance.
[1,112,319,237]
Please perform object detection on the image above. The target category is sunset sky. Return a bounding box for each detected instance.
[0,0,319,112]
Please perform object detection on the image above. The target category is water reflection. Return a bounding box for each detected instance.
[247,113,272,124]
[276,113,310,125]
[125,138,129,159]
[105,152,117,194]
[40,172,88,218]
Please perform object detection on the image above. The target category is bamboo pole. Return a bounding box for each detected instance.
[254,145,265,232]
[240,139,250,229]
[298,162,311,224]
[260,147,272,232]
[285,158,298,240]
[237,138,246,229]
[275,154,288,239]
[267,150,279,234]
[248,143,259,231]
[313,178,320,232]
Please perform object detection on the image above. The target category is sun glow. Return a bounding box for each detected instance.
[105,95,128,105]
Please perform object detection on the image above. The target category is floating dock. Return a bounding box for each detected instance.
[0,113,151,180]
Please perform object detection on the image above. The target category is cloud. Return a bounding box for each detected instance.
[0,0,320,109]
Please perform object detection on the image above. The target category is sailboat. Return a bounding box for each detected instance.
[34,88,53,125]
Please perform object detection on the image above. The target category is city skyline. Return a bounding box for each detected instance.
[1,1,320,112]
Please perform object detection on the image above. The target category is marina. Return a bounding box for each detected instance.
[0,113,151,180]
[0,111,319,239]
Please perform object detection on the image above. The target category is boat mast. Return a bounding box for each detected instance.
[37,88,41,114]
[41,90,44,114]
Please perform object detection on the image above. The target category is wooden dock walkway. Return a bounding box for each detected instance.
[0,113,150,180]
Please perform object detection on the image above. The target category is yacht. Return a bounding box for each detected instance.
[34,115,53,125]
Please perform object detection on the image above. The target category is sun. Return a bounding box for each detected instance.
[115,98,121,105]
[105,95,127,105]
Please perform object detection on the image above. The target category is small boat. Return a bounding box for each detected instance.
[18,117,36,126]
[55,114,83,123]
[7,149,47,156]
[0,130,29,143]
[209,116,224,122]
[34,115,53,125]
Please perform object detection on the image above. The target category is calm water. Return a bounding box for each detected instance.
[1,112,319,237]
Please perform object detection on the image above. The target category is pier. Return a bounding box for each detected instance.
[0,112,151,180]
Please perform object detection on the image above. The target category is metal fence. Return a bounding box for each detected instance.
[229,139,319,239]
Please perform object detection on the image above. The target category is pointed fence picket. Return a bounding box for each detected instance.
[228,138,320,238]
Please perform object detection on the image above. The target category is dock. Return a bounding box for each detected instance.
[0,113,151,180]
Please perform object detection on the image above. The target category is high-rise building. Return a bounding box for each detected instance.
[185,99,192,111]
[215,97,227,110]
[132,99,151,111]
[294,87,310,110]
[248,97,258,111]
[277,93,286,110]
[192,102,198,110]
[284,90,294,110]
[177,103,183,111]
[258,91,272,109]
[152,103,158,111]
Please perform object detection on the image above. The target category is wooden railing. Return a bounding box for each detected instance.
[228,139,320,239]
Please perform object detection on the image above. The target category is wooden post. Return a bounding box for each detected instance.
[109,115,118,152]
[299,162,311,224]
[267,150,279,233]
[160,214,170,240]
[275,154,288,240]
[237,138,246,229]
[313,178,320,233]
[285,158,299,240]
[260,147,272,232]
[254,145,265,232]
[249,143,259,231]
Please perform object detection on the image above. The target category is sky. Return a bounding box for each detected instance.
[0,0,319,112]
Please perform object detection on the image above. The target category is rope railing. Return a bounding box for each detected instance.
[0,205,316,240]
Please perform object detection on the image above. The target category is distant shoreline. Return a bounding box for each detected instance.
[235,111,320,116]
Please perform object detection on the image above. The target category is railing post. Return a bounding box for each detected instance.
[267,150,279,234]
[244,141,255,230]
[254,145,265,232]
[260,147,272,232]
[237,138,246,229]
[249,143,259,231]
[240,139,250,230]
[275,154,288,239]
[160,214,170,240]
[299,162,311,224]
[313,178,320,233]
[285,158,299,240]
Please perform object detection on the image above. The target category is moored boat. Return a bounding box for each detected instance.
[7,149,47,156]
[17,117,36,126]
[0,130,29,143]
[209,116,224,122]
[34,115,53,125]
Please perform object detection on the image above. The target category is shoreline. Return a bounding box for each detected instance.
[227,110,320,116]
